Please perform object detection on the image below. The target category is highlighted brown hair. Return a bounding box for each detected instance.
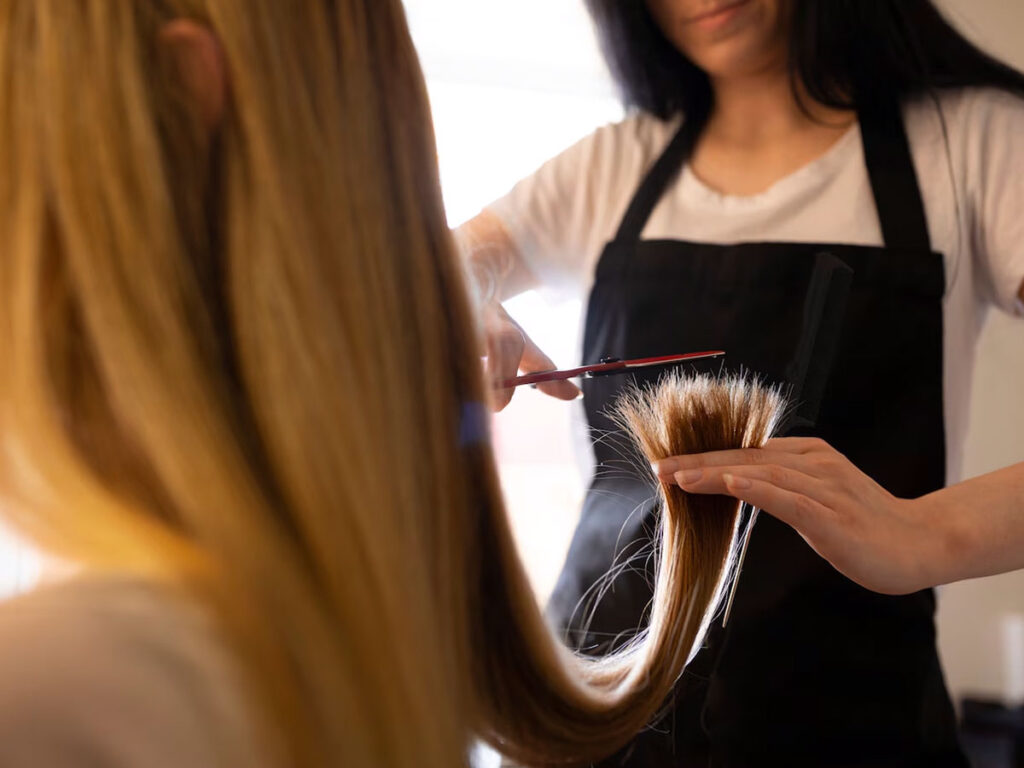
[0,1,785,765]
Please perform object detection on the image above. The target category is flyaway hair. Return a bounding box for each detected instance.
[0,1,785,766]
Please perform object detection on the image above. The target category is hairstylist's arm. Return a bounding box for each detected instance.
[653,439,1024,594]
[456,211,580,410]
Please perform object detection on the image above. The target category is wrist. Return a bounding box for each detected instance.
[909,490,973,590]
[453,214,517,306]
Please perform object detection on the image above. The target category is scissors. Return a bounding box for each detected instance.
[498,350,726,390]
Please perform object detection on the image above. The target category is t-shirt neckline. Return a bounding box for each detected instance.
[678,123,862,211]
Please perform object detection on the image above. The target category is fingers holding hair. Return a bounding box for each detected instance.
[716,472,837,539]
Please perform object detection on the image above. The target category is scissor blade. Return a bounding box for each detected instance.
[499,350,725,390]
[621,350,726,371]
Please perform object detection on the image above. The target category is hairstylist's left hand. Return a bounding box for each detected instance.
[652,438,940,596]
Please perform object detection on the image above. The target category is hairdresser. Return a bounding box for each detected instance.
[461,1,1024,765]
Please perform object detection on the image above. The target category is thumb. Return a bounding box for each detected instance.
[520,334,580,401]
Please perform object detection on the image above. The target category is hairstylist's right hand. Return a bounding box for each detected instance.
[485,302,581,411]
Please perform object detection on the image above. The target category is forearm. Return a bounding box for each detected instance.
[454,210,538,303]
[921,461,1024,586]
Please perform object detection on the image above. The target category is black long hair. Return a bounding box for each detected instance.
[585,0,1024,122]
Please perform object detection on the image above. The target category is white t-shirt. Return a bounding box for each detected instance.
[488,87,1024,484]
[0,576,273,768]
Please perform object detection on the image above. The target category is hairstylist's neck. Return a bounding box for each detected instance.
[689,64,855,197]
[706,65,852,148]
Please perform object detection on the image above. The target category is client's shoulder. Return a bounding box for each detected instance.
[0,574,273,767]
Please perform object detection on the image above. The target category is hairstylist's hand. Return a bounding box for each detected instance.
[485,302,580,411]
[652,438,941,596]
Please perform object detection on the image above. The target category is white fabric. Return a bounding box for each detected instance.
[0,576,272,768]
[488,87,1024,484]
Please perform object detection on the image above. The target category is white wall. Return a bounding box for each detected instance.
[933,0,1024,706]
[406,0,623,603]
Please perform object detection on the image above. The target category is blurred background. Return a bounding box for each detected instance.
[0,0,1020,760]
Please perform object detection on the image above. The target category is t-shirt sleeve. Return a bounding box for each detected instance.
[961,88,1024,316]
[486,115,671,295]
[0,579,272,768]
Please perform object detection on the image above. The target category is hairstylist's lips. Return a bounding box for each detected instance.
[683,0,754,31]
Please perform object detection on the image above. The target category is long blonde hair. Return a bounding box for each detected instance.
[0,1,783,766]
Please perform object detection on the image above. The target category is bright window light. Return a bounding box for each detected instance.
[0,526,40,600]
[406,0,623,600]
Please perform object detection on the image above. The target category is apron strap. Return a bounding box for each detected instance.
[859,99,933,252]
[613,117,701,243]
[612,99,932,252]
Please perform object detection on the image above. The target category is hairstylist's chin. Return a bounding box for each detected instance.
[647,0,789,80]
[159,20,229,136]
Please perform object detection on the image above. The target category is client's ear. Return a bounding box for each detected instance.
[159,20,228,134]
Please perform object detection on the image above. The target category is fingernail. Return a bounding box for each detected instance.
[654,458,679,476]
[723,473,751,490]
[675,469,703,485]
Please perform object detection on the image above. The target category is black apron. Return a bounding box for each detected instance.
[546,102,968,767]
